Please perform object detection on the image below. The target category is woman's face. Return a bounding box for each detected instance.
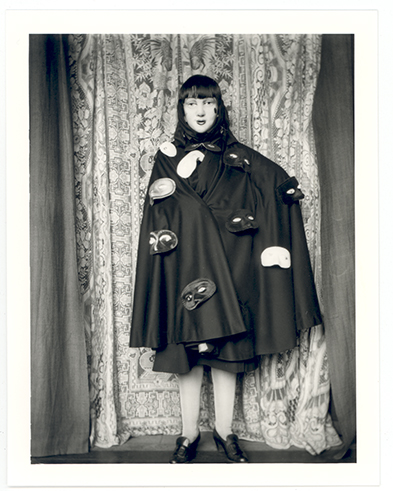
[183,97,218,133]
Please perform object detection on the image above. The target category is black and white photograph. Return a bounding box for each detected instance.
[4,5,387,490]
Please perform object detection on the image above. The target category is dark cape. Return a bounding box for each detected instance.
[129,130,322,367]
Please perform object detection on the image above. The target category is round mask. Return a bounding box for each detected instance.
[149,229,178,255]
[181,278,216,311]
[159,141,177,157]
[149,178,176,205]
[225,209,258,233]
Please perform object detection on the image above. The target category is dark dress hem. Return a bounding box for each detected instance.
[153,342,259,374]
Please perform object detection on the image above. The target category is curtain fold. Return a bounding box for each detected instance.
[312,34,355,458]
[69,34,341,455]
[30,34,90,457]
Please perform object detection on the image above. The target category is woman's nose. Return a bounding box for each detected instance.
[196,101,205,115]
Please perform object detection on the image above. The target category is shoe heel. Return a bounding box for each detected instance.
[214,438,223,452]
[213,430,224,452]
[212,428,249,463]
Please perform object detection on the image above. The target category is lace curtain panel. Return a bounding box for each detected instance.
[68,34,342,455]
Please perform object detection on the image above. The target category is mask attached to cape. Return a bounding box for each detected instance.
[223,148,251,172]
[276,176,304,205]
[225,209,258,233]
[149,178,176,206]
[181,278,216,310]
[261,246,291,269]
[177,150,205,178]
[149,229,178,255]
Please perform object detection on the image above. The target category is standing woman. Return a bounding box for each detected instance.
[130,75,322,463]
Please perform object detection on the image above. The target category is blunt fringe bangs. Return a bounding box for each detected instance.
[179,75,222,103]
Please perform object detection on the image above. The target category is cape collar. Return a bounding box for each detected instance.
[184,131,238,154]
[184,141,222,153]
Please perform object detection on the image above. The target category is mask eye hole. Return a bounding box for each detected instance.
[247,215,254,220]
[286,188,295,195]
[197,286,206,293]
[160,234,171,242]
[232,217,242,223]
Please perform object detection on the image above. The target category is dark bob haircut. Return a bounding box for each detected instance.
[174,74,230,144]
[178,74,222,104]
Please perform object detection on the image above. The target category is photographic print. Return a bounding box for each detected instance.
[6,8,380,489]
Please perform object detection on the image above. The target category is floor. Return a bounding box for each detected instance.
[31,432,356,464]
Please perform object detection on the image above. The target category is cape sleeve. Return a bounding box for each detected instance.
[287,189,323,331]
[248,148,322,334]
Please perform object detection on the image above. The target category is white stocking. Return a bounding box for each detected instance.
[177,365,204,442]
[211,367,237,440]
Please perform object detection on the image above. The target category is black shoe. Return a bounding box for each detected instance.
[169,433,200,463]
[213,429,249,463]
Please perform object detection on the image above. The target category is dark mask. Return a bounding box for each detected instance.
[149,229,178,255]
[223,148,251,172]
[181,278,216,311]
[276,176,305,205]
[225,209,258,233]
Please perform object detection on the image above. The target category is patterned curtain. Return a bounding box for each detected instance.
[68,34,341,455]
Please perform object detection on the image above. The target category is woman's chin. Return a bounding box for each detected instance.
[191,123,212,133]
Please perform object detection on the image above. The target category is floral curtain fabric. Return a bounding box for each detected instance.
[68,33,341,455]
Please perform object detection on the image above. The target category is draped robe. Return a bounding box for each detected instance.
[130,133,322,363]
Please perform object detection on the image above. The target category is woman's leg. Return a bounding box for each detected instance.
[211,367,248,462]
[177,365,204,442]
[211,367,237,439]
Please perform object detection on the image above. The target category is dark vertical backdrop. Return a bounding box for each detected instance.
[30,34,90,457]
[312,34,355,458]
